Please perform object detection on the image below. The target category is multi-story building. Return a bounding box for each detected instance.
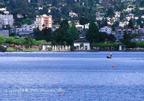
[100,26,112,34]
[10,24,33,34]
[115,28,140,35]
[10,24,34,38]
[0,14,14,27]
[34,14,52,30]
[0,30,9,38]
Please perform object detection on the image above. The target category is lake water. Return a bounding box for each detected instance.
[0,52,144,101]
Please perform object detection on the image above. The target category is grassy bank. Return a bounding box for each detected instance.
[6,47,39,52]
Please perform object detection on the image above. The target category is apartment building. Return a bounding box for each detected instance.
[34,14,52,30]
[0,14,14,27]
[10,24,33,34]
[0,30,9,38]
[115,28,140,35]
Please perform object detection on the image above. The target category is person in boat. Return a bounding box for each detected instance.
[107,53,112,58]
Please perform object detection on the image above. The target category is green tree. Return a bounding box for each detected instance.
[36,40,47,46]
[52,0,58,6]
[66,21,78,45]
[32,39,37,45]
[19,37,26,45]
[80,16,89,30]
[131,33,140,38]
[107,7,114,17]
[51,28,66,45]
[53,18,61,24]
[80,43,83,47]
[0,36,6,44]
[24,36,33,47]
[42,28,52,42]
[127,42,137,48]
[140,41,144,47]
[135,41,140,47]
[99,32,108,42]
[120,12,125,20]
[108,34,116,42]
[14,39,21,45]
[22,19,31,25]
[123,31,131,47]
[86,20,99,43]
[128,19,134,29]
[6,36,15,44]
[60,19,69,32]
[101,18,108,27]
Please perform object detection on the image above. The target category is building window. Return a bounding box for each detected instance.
[49,24,51,27]
[49,18,51,21]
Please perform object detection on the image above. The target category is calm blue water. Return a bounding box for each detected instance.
[0,52,144,101]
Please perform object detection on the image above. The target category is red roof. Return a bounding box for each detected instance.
[39,43,51,47]
[134,37,143,39]
[74,39,89,42]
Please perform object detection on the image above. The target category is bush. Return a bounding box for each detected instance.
[47,47,52,51]
[127,42,137,48]
[70,46,76,51]
[25,44,29,49]
[80,43,84,47]
[0,46,7,52]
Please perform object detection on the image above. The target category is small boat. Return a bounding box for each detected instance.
[107,53,112,58]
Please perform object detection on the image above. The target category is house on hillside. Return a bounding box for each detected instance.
[139,7,144,10]
[114,11,121,18]
[69,11,78,18]
[100,26,112,34]
[17,14,24,18]
[0,8,6,12]
[131,36,144,42]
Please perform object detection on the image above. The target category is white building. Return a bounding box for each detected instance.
[114,11,121,18]
[69,11,78,18]
[34,14,52,30]
[141,15,144,18]
[3,11,9,15]
[139,7,144,10]
[131,36,144,42]
[119,21,128,27]
[123,8,134,12]
[40,43,71,51]
[17,14,24,18]
[10,24,33,34]
[96,15,104,20]
[0,8,6,12]
[119,44,126,51]
[74,39,90,50]
[0,30,9,38]
[100,26,112,34]
[0,14,14,27]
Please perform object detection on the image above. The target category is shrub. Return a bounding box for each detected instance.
[70,46,76,51]
[47,47,52,51]
[25,44,29,49]
[0,46,7,52]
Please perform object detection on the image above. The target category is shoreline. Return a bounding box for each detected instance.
[2,50,144,52]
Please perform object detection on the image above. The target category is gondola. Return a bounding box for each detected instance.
[106,53,112,58]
